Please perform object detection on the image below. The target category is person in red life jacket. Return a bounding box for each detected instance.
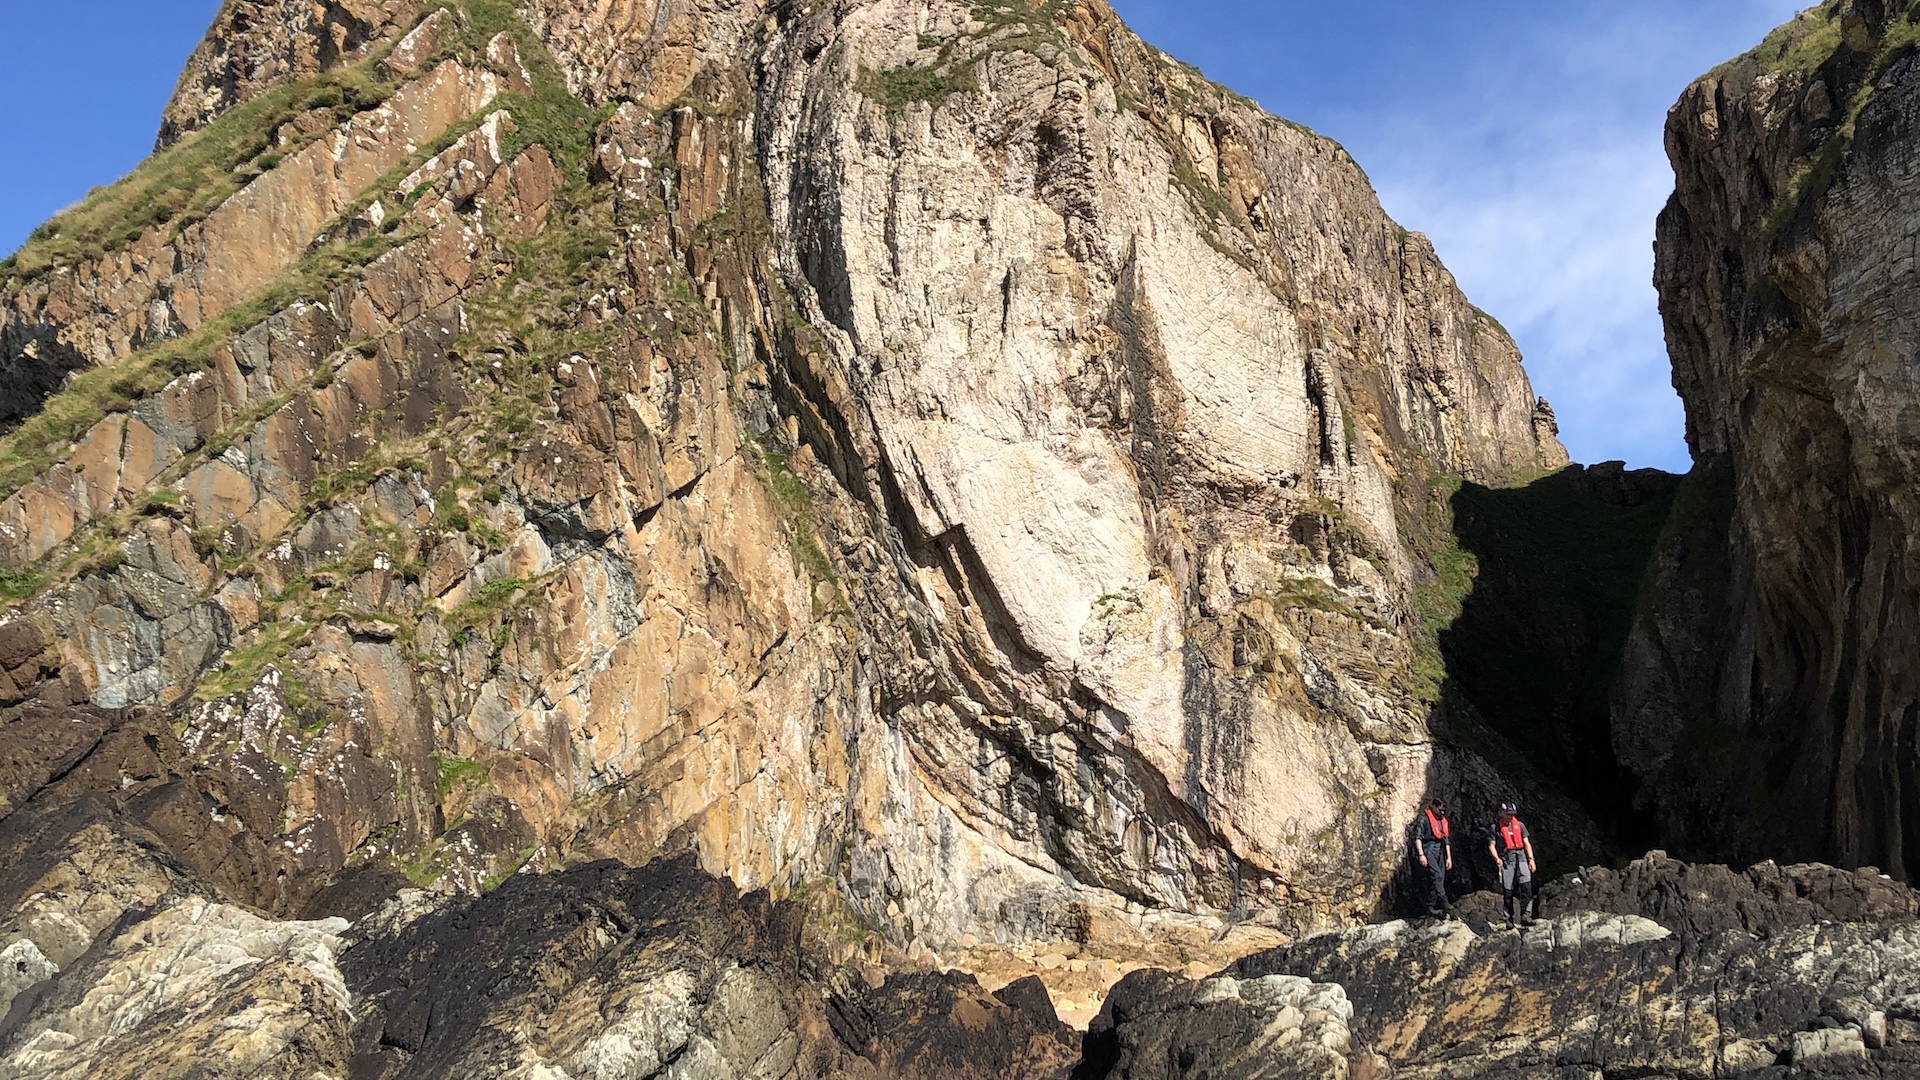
[1411,798,1453,917]
[1487,801,1536,928]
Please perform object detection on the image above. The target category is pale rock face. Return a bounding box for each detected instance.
[2,898,352,1080]
[747,0,1567,934]
[0,0,1565,982]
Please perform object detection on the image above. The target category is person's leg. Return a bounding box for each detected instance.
[1426,854,1446,914]
[1515,862,1535,925]
[1500,858,1517,924]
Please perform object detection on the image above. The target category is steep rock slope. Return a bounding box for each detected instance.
[1629,0,1920,876]
[0,0,1567,976]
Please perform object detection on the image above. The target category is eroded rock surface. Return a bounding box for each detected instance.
[0,848,1082,1080]
[0,845,1910,1079]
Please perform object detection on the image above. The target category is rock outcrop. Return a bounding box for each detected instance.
[9,0,1920,1075]
[1627,0,1920,877]
[1087,852,1920,1079]
[158,0,423,147]
[0,0,1572,977]
[0,838,1086,1079]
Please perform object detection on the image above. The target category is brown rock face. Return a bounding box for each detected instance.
[1628,3,1920,877]
[158,0,421,147]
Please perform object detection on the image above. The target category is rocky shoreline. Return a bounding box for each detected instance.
[0,813,1913,1079]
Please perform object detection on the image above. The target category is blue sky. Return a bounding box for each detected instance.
[0,3,222,247]
[0,2,1809,470]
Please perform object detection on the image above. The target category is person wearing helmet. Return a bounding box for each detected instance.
[1487,801,1536,928]
[1411,798,1454,917]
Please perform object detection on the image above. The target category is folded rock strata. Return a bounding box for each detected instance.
[0,0,1573,971]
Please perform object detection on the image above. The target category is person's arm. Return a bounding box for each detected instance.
[1415,829,1427,865]
[1488,838,1500,867]
[1524,835,1537,874]
[1444,829,1453,870]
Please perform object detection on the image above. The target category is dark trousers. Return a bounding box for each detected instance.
[1421,846,1448,913]
[1501,853,1534,922]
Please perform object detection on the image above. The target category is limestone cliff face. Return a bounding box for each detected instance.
[0,0,1566,976]
[1630,0,1920,877]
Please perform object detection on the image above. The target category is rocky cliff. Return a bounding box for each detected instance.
[1627,0,1920,878]
[0,0,1572,978]
[7,0,1920,1075]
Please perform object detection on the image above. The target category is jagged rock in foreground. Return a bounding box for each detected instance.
[1091,852,1920,1080]
[0,843,1081,1079]
[0,0,1576,971]
[1627,0,1920,876]
[3,846,1917,1079]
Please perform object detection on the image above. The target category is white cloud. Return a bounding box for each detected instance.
[1368,120,1685,468]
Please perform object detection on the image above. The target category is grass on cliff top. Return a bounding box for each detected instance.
[1713,2,1844,78]
[0,0,591,286]
[1692,0,1920,242]
[2,67,397,286]
[1762,11,1920,238]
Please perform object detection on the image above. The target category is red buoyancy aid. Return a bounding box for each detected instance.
[1423,808,1450,842]
[1497,817,1526,854]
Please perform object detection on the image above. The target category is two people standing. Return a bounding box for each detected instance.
[1409,798,1538,927]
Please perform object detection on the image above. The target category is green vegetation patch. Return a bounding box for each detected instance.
[195,621,315,702]
[0,227,408,503]
[434,752,490,800]
[1717,1,1844,78]
[749,439,842,617]
[481,845,538,891]
[448,0,607,169]
[1743,5,1920,240]
[0,0,604,531]
[1271,575,1360,620]
[0,567,44,603]
[855,63,979,109]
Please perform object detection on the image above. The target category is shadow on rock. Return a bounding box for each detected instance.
[340,853,1078,1080]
